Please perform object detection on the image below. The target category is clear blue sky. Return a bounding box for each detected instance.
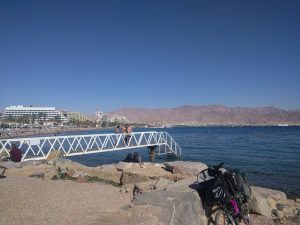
[1,0,299,113]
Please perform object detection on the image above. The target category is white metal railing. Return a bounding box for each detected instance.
[0,131,181,161]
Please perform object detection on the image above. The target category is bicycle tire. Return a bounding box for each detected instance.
[215,209,237,225]
[241,213,251,225]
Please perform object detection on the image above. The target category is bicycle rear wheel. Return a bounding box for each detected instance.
[215,209,236,225]
[241,213,251,225]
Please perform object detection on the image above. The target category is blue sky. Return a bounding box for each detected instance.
[1,0,299,113]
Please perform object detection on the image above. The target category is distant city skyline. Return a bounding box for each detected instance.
[1,1,300,113]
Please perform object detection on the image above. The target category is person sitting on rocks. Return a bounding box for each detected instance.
[133,152,144,168]
[8,144,22,162]
[123,152,144,168]
[123,153,133,162]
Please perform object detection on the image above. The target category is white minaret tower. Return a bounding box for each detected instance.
[95,108,101,123]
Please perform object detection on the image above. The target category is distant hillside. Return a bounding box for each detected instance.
[107,105,300,125]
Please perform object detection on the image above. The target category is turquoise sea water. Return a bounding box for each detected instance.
[64,126,300,198]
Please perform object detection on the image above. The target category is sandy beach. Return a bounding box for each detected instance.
[0,175,132,225]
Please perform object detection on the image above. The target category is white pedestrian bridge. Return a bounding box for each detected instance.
[0,131,181,162]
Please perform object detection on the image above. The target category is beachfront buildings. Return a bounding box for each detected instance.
[62,111,88,122]
[3,105,69,123]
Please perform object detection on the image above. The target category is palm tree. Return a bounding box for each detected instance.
[6,115,16,123]
[38,112,44,124]
[54,115,61,126]
[42,113,47,124]
[31,114,37,124]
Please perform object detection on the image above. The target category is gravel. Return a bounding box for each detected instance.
[0,176,132,225]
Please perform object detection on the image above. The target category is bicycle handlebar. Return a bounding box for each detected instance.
[197,162,226,183]
[213,162,224,170]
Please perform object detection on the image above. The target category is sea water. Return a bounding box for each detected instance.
[65,126,300,198]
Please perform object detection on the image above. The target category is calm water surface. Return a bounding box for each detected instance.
[61,126,300,198]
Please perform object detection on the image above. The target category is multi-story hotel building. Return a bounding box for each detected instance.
[3,105,69,123]
[62,111,89,122]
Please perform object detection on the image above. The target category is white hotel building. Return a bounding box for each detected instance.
[3,105,69,123]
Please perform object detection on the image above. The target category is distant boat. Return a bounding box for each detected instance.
[159,124,172,128]
[277,124,289,127]
[149,124,172,129]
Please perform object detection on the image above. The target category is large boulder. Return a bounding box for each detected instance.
[120,171,150,185]
[101,164,117,170]
[21,159,48,167]
[132,178,207,225]
[249,186,288,218]
[0,161,22,169]
[164,161,207,176]
[119,163,180,185]
[249,191,273,217]
[277,199,300,225]
[90,206,165,225]
[116,162,135,171]
[54,159,122,183]
[154,177,173,190]
[85,166,122,183]
[251,186,287,202]
[133,181,156,193]
[54,158,75,173]
[282,205,300,225]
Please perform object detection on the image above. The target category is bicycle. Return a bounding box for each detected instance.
[214,192,251,225]
[197,163,251,225]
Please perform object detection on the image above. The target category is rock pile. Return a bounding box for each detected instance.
[2,158,299,225]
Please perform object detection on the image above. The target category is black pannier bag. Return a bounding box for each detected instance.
[197,165,252,206]
[197,168,232,206]
[231,172,252,198]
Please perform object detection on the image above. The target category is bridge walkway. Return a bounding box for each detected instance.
[0,131,181,162]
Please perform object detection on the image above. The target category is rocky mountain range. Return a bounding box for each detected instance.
[107,105,300,125]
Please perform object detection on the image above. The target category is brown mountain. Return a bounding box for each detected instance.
[107,105,300,125]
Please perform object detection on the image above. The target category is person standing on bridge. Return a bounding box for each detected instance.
[114,124,122,145]
[123,124,132,146]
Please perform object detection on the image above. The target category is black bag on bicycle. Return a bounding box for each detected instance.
[225,170,252,199]
[197,168,232,206]
[197,164,251,205]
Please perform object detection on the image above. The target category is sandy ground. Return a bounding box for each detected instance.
[0,165,283,225]
[0,176,132,225]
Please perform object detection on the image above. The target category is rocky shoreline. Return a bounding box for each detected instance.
[0,127,104,139]
[1,159,299,225]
